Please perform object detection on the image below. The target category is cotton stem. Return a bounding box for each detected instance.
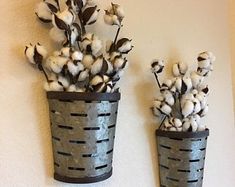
[154,73,161,88]
[159,115,167,130]
[40,65,50,82]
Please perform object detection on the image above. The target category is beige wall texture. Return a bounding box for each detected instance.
[229,0,235,115]
[1,0,235,186]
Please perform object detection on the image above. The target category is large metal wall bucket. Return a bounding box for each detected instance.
[47,92,120,183]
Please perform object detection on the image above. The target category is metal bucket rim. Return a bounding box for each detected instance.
[156,129,209,138]
[47,91,121,101]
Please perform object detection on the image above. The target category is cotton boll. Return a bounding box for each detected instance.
[67,84,77,92]
[175,77,182,92]
[91,38,102,56]
[109,52,122,62]
[104,14,115,25]
[117,39,133,54]
[82,54,94,69]
[193,114,201,124]
[113,57,128,70]
[58,76,70,89]
[190,118,198,132]
[36,44,48,59]
[162,90,175,106]
[190,71,204,88]
[182,118,191,132]
[172,62,188,77]
[182,93,194,101]
[72,51,83,61]
[197,67,212,77]
[46,56,66,73]
[199,104,209,117]
[182,76,192,94]
[67,61,84,76]
[78,69,89,81]
[25,44,35,64]
[44,81,64,91]
[60,47,71,57]
[173,118,182,128]
[81,33,93,51]
[192,89,198,96]
[90,75,103,86]
[169,127,177,132]
[196,91,207,108]
[50,27,66,43]
[91,57,103,75]
[91,57,113,75]
[152,99,162,116]
[151,59,165,74]
[177,127,183,132]
[198,51,216,63]
[112,15,121,26]
[192,98,201,114]
[181,100,194,117]
[160,79,173,92]
[35,2,53,22]
[164,119,173,128]
[198,59,211,69]
[152,102,162,117]
[161,103,172,116]
[25,44,47,65]
[81,33,102,55]
[114,4,125,19]
[57,9,75,26]
[104,81,114,93]
[90,75,107,92]
[76,87,86,92]
[197,124,206,131]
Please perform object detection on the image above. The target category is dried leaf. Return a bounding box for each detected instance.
[197,56,205,61]
[54,14,68,30]
[82,6,97,25]
[46,3,58,13]
[35,13,51,23]
[66,0,72,7]
[24,46,28,55]
[93,82,104,92]
[100,58,109,75]
[116,38,130,49]
[74,0,84,10]
[33,46,43,64]
[181,80,187,94]
[202,87,209,94]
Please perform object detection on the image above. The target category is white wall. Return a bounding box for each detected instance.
[0,0,235,186]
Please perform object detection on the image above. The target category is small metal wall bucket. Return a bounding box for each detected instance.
[47,92,121,184]
[156,129,209,187]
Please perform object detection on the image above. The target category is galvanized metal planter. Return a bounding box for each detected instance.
[156,129,209,187]
[47,91,121,184]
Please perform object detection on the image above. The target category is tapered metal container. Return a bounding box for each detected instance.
[156,129,209,187]
[47,92,120,183]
